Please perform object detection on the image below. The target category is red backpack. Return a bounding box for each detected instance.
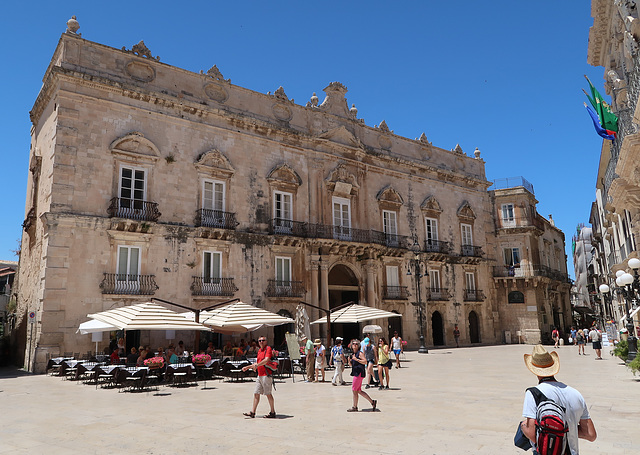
[527,387,569,455]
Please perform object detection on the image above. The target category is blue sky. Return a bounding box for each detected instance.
[0,1,607,278]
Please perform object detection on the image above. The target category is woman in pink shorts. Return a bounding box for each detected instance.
[347,339,377,412]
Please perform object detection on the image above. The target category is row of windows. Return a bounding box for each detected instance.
[115,246,477,291]
[117,165,476,246]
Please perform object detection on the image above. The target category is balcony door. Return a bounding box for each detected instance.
[465,272,476,300]
[461,223,473,255]
[386,265,400,298]
[332,197,351,241]
[501,203,515,227]
[203,251,222,293]
[202,180,225,227]
[425,217,438,249]
[429,269,441,299]
[119,166,146,218]
[275,256,292,292]
[116,245,140,293]
[383,210,398,246]
[274,191,293,234]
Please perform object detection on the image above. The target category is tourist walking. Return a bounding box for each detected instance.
[302,335,315,382]
[241,336,276,419]
[576,329,586,355]
[377,337,391,390]
[552,326,560,348]
[589,326,602,359]
[453,325,461,348]
[330,337,346,386]
[347,339,377,412]
[391,331,404,367]
[570,326,577,346]
[314,339,326,382]
[520,344,597,453]
[363,337,378,388]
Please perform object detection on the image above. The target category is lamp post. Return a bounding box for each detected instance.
[407,239,428,353]
[615,269,638,362]
[599,284,611,330]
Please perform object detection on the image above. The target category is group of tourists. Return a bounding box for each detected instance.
[552,324,605,359]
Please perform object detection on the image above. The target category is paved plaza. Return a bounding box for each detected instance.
[1,344,639,454]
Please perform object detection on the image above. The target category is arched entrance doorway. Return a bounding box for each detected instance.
[387,310,402,341]
[431,311,445,346]
[469,310,480,343]
[328,264,360,343]
[273,309,294,352]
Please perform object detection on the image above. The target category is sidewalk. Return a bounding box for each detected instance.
[0,344,638,454]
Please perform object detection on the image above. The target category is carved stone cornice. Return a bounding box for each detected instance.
[110,132,160,164]
[122,40,160,61]
[267,163,302,192]
[376,186,404,210]
[194,149,235,180]
[325,163,360,197]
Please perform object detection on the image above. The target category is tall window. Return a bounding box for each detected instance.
[203,251,222,284]
[383,210,398,246]
[501,203,515,227]
[461,223,473,255]
[275,257,292,286]
[274,191,293,233]
[119,166,146,210]
[203,180,225,211]
[503,247,521,266]
[332,197,351,240]
[386,265,400,298]
[465,272,476,300]
[425,217,438,245]
[429,270,441,291]
[116,245,140,292]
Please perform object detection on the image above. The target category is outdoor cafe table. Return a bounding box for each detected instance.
[74,361,104,381]
[46,357,74,373]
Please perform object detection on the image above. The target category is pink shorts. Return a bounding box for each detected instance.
[352,375,363,392]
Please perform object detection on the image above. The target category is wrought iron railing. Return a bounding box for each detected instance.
[265,280,305,298]
[195,209,238,229]
[496,215,545,231]
[383,286,409,300]
[488,177,535,195]
[107,197,161,222]
[461,245,483,257]
[463,289,485,302]
[426,287,450,301]
[492,264,570,283]
[100,273,158,295]
[269,218,308,237]
[190,276,238,296]
[423,239,452,254]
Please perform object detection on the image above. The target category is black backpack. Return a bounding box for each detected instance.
[526,387,569,455]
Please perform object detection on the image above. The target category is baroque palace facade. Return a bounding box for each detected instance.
[17,19,571,372]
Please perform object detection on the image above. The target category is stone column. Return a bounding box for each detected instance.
[310,259,319,316]
[320,261,330,313]
[365,260,377,307]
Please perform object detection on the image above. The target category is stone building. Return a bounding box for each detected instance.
[16,19,571,372]
[489,179,572,343]
[587,0,640,325]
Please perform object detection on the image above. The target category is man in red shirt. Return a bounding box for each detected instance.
[242,336,276,418]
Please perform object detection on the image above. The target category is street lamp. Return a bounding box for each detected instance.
[615,269,638,362]
[598,284,610,330]
[407,239,428,353]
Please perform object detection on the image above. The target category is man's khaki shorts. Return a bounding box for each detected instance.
[254,375,273,395]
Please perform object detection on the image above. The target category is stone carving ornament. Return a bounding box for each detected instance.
[326,163,359,196]
[200,65,230,83]
[122,41,160,61]
[195,149,235,177]
[66,15,80,35]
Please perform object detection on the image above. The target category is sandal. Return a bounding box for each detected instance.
[263,411,277,419]
[347,407,358,412]
[243,411,255,418]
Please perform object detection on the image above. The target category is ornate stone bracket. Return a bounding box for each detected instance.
[122,40,160,61]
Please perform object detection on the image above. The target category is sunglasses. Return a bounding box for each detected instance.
[258,339,267,342]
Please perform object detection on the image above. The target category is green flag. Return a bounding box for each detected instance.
[585,75,618,133]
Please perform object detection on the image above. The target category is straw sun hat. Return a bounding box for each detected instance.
[524,344,560,377]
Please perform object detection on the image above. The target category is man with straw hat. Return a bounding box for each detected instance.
[520,345,597,454]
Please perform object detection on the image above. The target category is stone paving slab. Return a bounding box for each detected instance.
[1,345,639,454]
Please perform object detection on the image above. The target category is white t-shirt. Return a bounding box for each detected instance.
[522,381,590,455]
[589,330,600,342]
[391,337,402,350]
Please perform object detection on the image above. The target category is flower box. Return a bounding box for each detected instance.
[144,356,165,368]
[192,353,211,365]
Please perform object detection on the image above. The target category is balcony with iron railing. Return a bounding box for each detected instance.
[100,273,159,295]
[195,209,238,229]
[107,197,161,222]
[269,218,308,237]
[423,239,453,254]
[463,289,485,302]
[461,244,483,258]
[492,264,570,283]
[190,277,238,296]
[488,176,535,195]
[426,287,450,301]
[496,215,545,231]
[265,280,305,298]
[383,286,409,300]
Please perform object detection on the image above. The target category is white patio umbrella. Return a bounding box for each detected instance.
[310,303,402,324]
[182,301,294,334]
[76,319,118,354]
[87,301,211,331]
[362,324,383,334]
